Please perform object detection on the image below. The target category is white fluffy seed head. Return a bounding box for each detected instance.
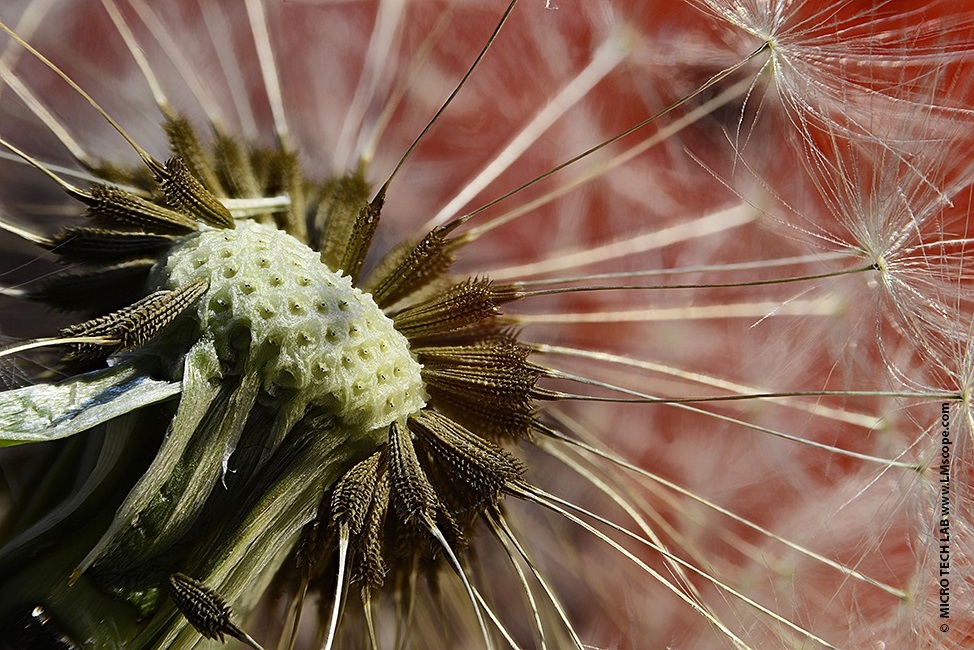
[156,220,426,431]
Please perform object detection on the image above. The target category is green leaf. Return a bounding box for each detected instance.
[0,364,180,446]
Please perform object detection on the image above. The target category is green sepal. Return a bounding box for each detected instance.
[0,364,180,447]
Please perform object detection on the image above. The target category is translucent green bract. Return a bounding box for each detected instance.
[158,220,426,431]
[0,364,179,447]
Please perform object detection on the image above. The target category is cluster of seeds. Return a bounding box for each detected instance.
[158,220,426,431]
[0,90,546,645]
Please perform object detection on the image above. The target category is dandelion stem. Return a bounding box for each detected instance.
[489,511,584,649]
[426,520,494,650]
[0,336,117,358]
[486,203,757,280]
[513,298,842,324]
[334,0,407,169]
[244,0,289,148]
[101,0,171,115]
[539,366,959,404]
[429,24,630,228]
[507,252,855,285]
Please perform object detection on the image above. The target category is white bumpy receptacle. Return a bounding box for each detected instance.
[157,220,426,431]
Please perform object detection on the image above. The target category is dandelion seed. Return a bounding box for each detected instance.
[0,2,972,649]
[169,572,265,650]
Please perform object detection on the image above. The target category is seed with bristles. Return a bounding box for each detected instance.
[159,156,235,228]
[48,227,179,261]
[339,196,382,283]
[352,473,390,591]
[312,171,371,270]
[392,277,520,339]
[212,132,261,201]
[58,277,209,360]
[164,114,226,198]
[363,219,468,308]
[168,573,265,650]
[330,450,383,535]
[387,421,439,528]
[386,420,465,558]
[411,409,524,513]
[416,336,540,439]
[264,148,309,243]
[80,183,199,234]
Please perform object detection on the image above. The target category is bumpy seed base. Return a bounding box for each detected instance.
[157,220,426,431]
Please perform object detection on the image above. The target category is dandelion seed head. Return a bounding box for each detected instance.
[157,220,426,431]
[2,1,974,648]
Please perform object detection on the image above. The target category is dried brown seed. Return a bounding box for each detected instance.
[312,171,371,270]
[80,184,198,234]
[414,337,540,439]
[165,114,225,197]
[363,219,467,308]
[263,149,308,242]
[428,386,536,440]
[330,450,383,536]
[422,362,539,403]
[387,420,438,527]
[339,196,382,282]
[411,409,524,512]
[59,277,208,360]
[392,278,520,339]
[168,573,264,649]
[160,157,234,228]
[212,132,261,200]
[48,227,178,261]
[352,472,390,591]
[413,334,531,368]
[387,420,465,559]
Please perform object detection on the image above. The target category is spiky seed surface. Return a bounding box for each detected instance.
[339,198,381,282]
[331,450,383,535]
[314,172,371,270]
[161,157,235,228]
[157,220,426,430]
[49,227,178,260]
[59,277,208,359]
[353,473,390,590]
[363,220,464,308]
[165,115,226,198]
[169,573,235,642]
[83,183,198,233]
[387,421,438,527]
[212,133,261,200]
[412,409,524,509]
[392,277,501,338]
[267,150,308,243]
[416,338,539,439]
